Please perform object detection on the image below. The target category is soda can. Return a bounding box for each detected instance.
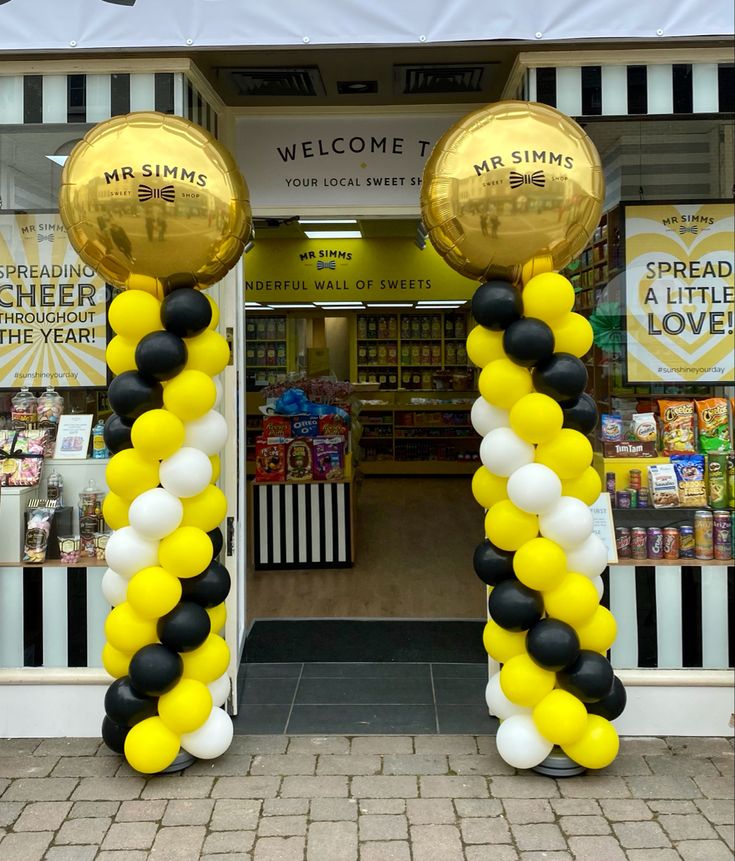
[631,527,648,560]
[706,453,728,509]
[726,452,735,508]
[663,527,680,560]
[627,487,638,508]
[637,487,650,508]
[629,468,642,489]
[713,511,732,561]
[616,527,631,558]
[616,490,631,509]
[679,526,695,558]
[647,527,663,559]
[606,472,616,495]
[694,510,714,560]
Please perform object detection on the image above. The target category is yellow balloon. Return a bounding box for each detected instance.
[185,330,230,376]
[562,715,620,770]
[521,254,555,285]
[102,642,131,678]
[543,572,599,626]
[533,689,588,746]
[106,335,138,375]
[562,467,602,506]
[104,602,158,654]
[207,602,227,635]
[551,312,594,357]
[131,409,185,461]
[500,653,556,708]
[513,537,567,591]
[124,716,180,774]
[106,449,160,501]
[209,454,221,482]
[478,359,533,410]
[59,112,251,292]
[509,393,563,444]
[158,526,213,579]
[108,289,162,339]
[420,101,603,282]
[206,294,220,329]
[522,273,576,324]
[126,566,183,620]
[466,326,506,368]
[180,485,227,532]
[180,633,230,683]
[163,369,216,422]
[471,466,508,509]
[482,619,527,663]
[102,492,130,530]
[158,678,212,734]
[485,500,538,551]
[574,606,618,653]
[535,429,593,480]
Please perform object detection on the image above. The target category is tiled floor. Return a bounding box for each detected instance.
[233,662,497,735]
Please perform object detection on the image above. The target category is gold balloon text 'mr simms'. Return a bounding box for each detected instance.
[103,164,208,187]
[474,149,575,175]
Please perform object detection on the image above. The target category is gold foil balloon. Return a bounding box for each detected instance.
[59,112,251,298]
[421,101,603,282]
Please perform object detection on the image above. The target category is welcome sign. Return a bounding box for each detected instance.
[0,213,108,387]
[624,203,734,384]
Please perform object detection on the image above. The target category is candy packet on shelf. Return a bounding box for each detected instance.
[600,414,624,442]
[23,498,58,563]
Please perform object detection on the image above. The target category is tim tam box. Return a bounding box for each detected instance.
[254,437,289,482]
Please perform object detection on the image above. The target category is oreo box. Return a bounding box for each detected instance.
[291,415,320,438]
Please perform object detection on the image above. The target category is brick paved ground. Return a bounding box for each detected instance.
[0,735,732,860]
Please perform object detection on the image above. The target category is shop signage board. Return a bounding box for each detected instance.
[0,213,108,388]
[244,237,476,303]
[590,492,618,564]
[624,202,734,384]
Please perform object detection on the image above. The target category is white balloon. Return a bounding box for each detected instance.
[104,527,159,579]
[159,447,213,498]
[180,706,234,759]
[471,397,509,437]
[590,574,605,601]
[128,488,183,540]
[101,567,128,606]
[485,673,531,721]
[538,497,594,550]
[495,713,554,770]
[183,410,228,456]
[506,463,562,515]
[565,533,609,578]
[207,673,231,708]
[480,427,535,478]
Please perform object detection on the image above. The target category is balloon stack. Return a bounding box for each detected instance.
[58,112,251,774]
[421,101,624,772]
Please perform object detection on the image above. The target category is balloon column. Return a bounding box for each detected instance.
[59,112,251,773]
[421,101,625,772]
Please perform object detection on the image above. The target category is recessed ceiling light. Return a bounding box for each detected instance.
[299,219,357,225]
[246,305,275,311]
[314,301,365,306]
[269,303,317,308]
[417,300,466,305]
[366,303,414,308]
[304,230,362,239]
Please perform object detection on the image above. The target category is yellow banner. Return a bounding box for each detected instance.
[244,238,477,302]
[0,213,108,388]
[625,203,734,384]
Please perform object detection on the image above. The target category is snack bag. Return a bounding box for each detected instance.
[659,400,696,455]
[601,414,624,442]
[647,464,680,508]
[632,412,657,443]
[670,454,707,507]
[696,398,731,453]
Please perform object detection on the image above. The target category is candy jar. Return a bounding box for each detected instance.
[11,387,38,430]
[79,480,103,557]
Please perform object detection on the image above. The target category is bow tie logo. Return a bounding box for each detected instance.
[316,260,336,270]
[37,233,55,243]
[138,184,176,203]
[679,225,698,235]
[509,170,545,189]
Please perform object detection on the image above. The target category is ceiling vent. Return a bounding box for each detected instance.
[395,63,491,95]
[221,67,325,98]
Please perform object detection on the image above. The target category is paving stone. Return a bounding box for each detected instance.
[712,756,735,778]
[502,799,555,823]
[352,776,417,798]
[51,756,119,777]
[410,824,464,861]
[558,776,631,798]
[658,813,718,840]
[262,799,309,817]
[0,831,52,861]
[258,815,308,836]
[454,798,503,817]
[359,841,411,861]
[566,835,627,860]
[310,798,358,820]
[99,821,157,850]
[210,799,262,831]
[413,736,477,755]
[558,815,610,835]
[141,776,214,799]
[625,776,702,799]
[2,778,77,801]
[250,755,315,776]
[183,755,253,777]
[619,737,669,754]
[253,836,305,860]
[202,830,256,853]
[693,776,735,798]
[461,816,512,844]
[359,814,408,840]
[211,777,280,799]
[599,799,653,821]
[281,776,348,798]
[448,753,514,776]
[489,776,560,798]
[70,801,120,819]
[667,738,734,757]
[350,737,413,755]
[96,852,149,861]
[612,820,672,848]
[695,799,735,824]
[648,800,698,814]
[716,823,734,850]
[465,847,519,861]
[647,755,720,776]
[357,799,405,814]
[148,825,206,860]
[115,799,167,821]
[12,800,72,831]
[34,739,101,757]
[70,777,144,801]
[162,798,214,826]
[316,755,380,775]
[455,746,516,775]
[419,775,488,798]
[550,799,602,816]
[519,853,572,861]
[288,737,350,754]
[0,802,23,828]
[0,756,59,778]
[511,823,567,851]
[44,847,96,861]
[0,786,7,804]
[602,754,652,776]
[382,755,447,775]
[228,736,288,756]
[405,798,455,824]
[307,821,357,861]
[56,816,112,845]
[626,850,682,861]
[0,739,41,755]
[201,855,252,861]
[677,839,735,860]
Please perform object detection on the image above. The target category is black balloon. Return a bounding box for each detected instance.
[164,272,199,294]
[487,580,544,632]
[532,352,588,403]
[161,287,212,337]
[207,527,224,559]
[127,643,183,697]
[135,331,188,381]
[502,318,555,368]
[180,560,231,608]
[471,280,522,331]
[473,540,515,587]
[101,715,129,754]
[586,675,627,720]
[103,413,133,454]
[104,677,158,726]
[157,602,211,653]
[526,619,581,671]
[557,650,615,703]
[562,392,599,435]
[108,371,163,421]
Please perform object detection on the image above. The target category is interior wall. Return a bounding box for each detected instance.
[325,316,350,380]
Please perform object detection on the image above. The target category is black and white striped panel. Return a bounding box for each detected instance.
[252,482,353,569]
[0,566,107,668]
[609,564,734,670]
[525,63,735,116]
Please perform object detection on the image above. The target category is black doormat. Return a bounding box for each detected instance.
[243,620,486,664]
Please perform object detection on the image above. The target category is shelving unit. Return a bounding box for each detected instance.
[245,314,288,390]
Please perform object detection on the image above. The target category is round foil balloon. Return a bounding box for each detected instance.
[421,101,603,282]
[59,112,251,296]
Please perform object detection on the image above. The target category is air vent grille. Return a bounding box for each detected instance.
[224,67,325,98]
[396,64,489,95]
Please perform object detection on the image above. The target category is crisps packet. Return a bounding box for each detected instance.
[659,400,696,455]
[696,397,731,453]
[670,454,707,507]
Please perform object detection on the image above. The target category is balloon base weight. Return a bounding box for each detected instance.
[532,748,586,778]
[159,750,197,774]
